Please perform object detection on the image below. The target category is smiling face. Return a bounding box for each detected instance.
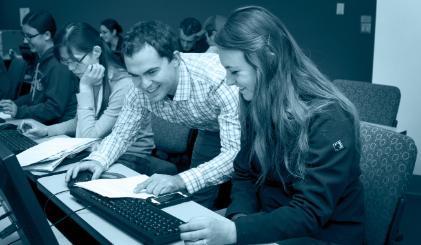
[218,48,257,101]
[124,43,178,103]
[22,24,47,54]
[99,25,114,44]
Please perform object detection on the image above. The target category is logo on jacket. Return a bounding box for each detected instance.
[332,140,344,152]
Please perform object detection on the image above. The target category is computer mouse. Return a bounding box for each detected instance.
[67,170,125,187]
[0,123,17,130]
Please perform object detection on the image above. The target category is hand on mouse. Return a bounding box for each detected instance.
[65,160,105,182]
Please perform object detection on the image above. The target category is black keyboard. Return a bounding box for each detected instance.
[0,129,37,154]
[69,187,184,245]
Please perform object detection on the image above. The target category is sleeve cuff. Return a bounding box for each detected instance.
[178,168,206,194]
[84,152,111,169]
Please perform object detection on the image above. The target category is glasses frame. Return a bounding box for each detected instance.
[64,51,90,69]
[22,31,41,40]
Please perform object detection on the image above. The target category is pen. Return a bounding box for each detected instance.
[18,120,25,133]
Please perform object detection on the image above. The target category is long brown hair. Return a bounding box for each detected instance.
[215,6,359,184]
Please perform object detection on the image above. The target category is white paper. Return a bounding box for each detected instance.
[0,112,11,119]
[75,175,154,199]
[23,156,67,172]
[17,137,98,167]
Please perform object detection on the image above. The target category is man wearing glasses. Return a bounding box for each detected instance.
[0,11,77,125]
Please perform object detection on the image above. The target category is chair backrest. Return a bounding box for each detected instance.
[0,59,6,73]
[151,114,193,154]
[359,122,417,244]
[333,79,401,127]
[6,57,27,99]
[150,115,196,171]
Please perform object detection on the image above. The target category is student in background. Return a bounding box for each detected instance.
[100,18,124,61]
[178,17,208,53]
[203,15,226,53]
[20,22,145,141]
[0,10,77,125]
[66,20,241,210]
[179,6,364,245]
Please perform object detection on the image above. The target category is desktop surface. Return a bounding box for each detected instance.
[36,164,229,244]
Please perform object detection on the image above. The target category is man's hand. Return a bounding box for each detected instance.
[0,100,18,117]
[179,216,237,245]
[133,174,186,196]
[65,160,105,182]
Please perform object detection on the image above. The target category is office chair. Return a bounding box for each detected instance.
[359,122,417,245]
[150,114,196,173]
[333,79,401,127]
[4,57,27,100]
[0,59,6,73]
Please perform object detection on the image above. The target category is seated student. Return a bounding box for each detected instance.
[65,20,241,210]
[178,17,209,53]
[203,15,226,54]
[179,6,365,245]
[24,23,157,174]
[21,22,133,139]
[100,18,124,62]
[0,11,77,125]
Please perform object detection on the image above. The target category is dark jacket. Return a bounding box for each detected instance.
[14,47,78,125]
[226,103,365,245]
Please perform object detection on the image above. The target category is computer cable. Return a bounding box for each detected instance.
[7,237,21,245]
[50,206,91,228]
[43,190,70,214]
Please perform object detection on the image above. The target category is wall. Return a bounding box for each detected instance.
[0,0,376,82]
[372,0,421,175]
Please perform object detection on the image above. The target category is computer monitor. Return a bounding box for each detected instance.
[0,142,58,244]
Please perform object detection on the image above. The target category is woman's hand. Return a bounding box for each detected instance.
[19,120,48,138]
[80,64,105,89]
[0,100,18,117]
[179,217,237,245]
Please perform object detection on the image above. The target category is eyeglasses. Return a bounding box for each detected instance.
[64,52,89,69]
[73,52,89,63]
[22,31,41,40]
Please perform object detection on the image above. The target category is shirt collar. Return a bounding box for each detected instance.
[173,53,191,101]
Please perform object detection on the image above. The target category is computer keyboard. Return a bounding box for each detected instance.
[0,129,37,154]
[69,186,184,245]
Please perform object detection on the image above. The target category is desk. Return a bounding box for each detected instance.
[36,163,228,244]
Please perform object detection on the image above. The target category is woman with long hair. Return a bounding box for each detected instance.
[100,18,124,61]
[179,6,364,245]
[22,22,131,139]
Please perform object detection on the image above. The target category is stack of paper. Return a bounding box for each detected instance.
[75,175,154,199]
[0,112,11,119]
[17,137,99,172]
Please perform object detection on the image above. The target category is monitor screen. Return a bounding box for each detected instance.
[0,142,58,244]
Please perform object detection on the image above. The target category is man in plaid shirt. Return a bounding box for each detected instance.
[66,20,240,209]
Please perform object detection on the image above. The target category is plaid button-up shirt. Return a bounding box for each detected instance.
[86,52,241,193]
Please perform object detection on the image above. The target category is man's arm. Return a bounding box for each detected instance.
[84,86,155,168]
[178,84,241,193]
